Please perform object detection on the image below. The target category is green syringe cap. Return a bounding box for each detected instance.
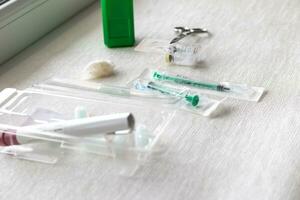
[185,95,199,107]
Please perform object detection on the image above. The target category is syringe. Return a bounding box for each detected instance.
[153,71,230,92]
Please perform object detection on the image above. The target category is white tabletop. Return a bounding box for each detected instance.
[0,0,299,199]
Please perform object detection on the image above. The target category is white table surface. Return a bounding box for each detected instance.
[0,0,299,199]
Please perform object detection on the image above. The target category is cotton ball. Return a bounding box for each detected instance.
[82,60,115,80]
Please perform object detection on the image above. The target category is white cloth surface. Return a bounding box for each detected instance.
[0,0,299,199]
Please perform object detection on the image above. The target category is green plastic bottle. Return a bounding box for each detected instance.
[101,0,135,48]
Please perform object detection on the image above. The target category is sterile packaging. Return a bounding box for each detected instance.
[139,69,265,102]
[130,79,224,116]
[0,84,175,175]
[135,38,204,66]
[43,78,224,117]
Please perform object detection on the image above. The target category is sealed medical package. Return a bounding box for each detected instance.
[139,69,265,102]
[135,38,204,66]
[0,82,175,175]
[44,78,224,117]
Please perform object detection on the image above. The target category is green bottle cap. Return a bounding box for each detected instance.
[102,0,135,48]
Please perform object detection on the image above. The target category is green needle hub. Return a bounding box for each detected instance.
[147,81,200,107]
[185,95,199,107]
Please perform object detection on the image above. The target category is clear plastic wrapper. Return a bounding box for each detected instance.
[135,38,203,66]
[42,78,224,117]
[134,38,169,54]
[139,69,265,102]
[131,79,224,117]
[0,85,175,175]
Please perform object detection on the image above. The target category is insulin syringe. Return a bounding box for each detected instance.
[0,113,135,146]
[153,71,230,92]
